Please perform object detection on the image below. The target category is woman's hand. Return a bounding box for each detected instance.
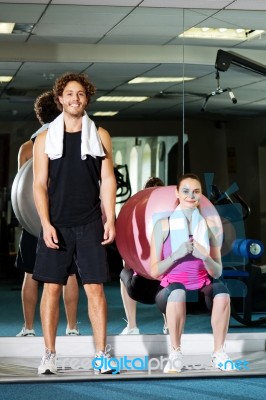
[171,240,193,263]
[192,239,209,260]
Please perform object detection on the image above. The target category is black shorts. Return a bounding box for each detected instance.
[155,280,229,314]
[33,219,110,285]
[14,229,38,273]
[120,268,160,304]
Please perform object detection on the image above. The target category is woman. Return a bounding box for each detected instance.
[150,173,231,373]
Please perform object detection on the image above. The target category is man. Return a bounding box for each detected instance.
[32,73,116,375]
[15,91,80,338]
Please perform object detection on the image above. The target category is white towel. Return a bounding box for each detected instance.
[30,123,49,140]
[45,112,105,160]
[169,205,210,255]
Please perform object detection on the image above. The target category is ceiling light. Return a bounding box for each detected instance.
[12,23,34,34]
[43,73,55,81]
[0,76,13,83]
[96,96,149,102]
[179,27,265,40]
[0,22,15,34]
[128,77,195,84]
[93,111,118,116]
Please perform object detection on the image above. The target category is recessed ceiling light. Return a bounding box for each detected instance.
[128,77,195,84]
[0,22,15,34]
[179,27,265,40]
[93,111,118,116]
[96,96,149,102]
[0,76,13,83]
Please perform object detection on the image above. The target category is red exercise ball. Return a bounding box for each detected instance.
[116,185,222,279]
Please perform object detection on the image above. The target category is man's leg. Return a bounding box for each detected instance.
[83,283,107,352]
[21,273,38,330]
[38,282,62,374]
[40,282,62,352]
[63,274,79,333]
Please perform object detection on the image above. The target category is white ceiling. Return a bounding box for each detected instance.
[1,0,266,123]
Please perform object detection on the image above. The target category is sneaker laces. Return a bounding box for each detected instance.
[96,344,112,358]
[43,348,56,361]
[213,345,228,357]
[212,346,230,365]
[171,345,181,353]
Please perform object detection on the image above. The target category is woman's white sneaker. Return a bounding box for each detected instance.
[119,326,139,335]
[164,348,183,373]
[212,347,234,371]
[16,327,35,337]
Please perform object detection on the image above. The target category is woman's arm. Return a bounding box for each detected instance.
[150,218,192,279]
[192,229,222,279]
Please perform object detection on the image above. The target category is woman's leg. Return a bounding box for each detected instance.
[211,293,231,351]
[156,284,186,349]
[166,289,186,349]
[120,279,138,330]
[202,281,231,352]
[156,284,186,372]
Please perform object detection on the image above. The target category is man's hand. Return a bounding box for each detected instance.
[101,221,115,245]
[42,224,59,249]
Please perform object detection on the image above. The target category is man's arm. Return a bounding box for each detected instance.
[33,130,59,249]
[98,127,117,245]
[17,140,33,170]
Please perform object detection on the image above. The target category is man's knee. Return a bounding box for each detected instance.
[85,283,104,298]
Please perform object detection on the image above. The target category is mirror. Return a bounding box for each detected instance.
[0,3,266,338]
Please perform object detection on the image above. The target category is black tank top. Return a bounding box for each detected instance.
[48,131,102,227]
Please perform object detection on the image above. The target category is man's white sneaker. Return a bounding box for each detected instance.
[93,345,119,374]
[66,327,80,336]
[119,326,139,335]
[164,348,183,373]
[38,352,57,375]
[212,347,234,371]
[16,327,35,337]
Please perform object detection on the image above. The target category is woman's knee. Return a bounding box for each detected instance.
[155,284,186,313]
[168,288,186,303]
[213,292,230,308]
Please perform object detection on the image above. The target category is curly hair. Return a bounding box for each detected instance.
[143,177,164,189]
[34,90,60,125]
[53,72,96,111]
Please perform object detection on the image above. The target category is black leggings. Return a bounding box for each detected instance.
[155,281,229,314]
[120,268,160,304]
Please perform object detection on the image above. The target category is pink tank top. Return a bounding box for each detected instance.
[160,235,211,290]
